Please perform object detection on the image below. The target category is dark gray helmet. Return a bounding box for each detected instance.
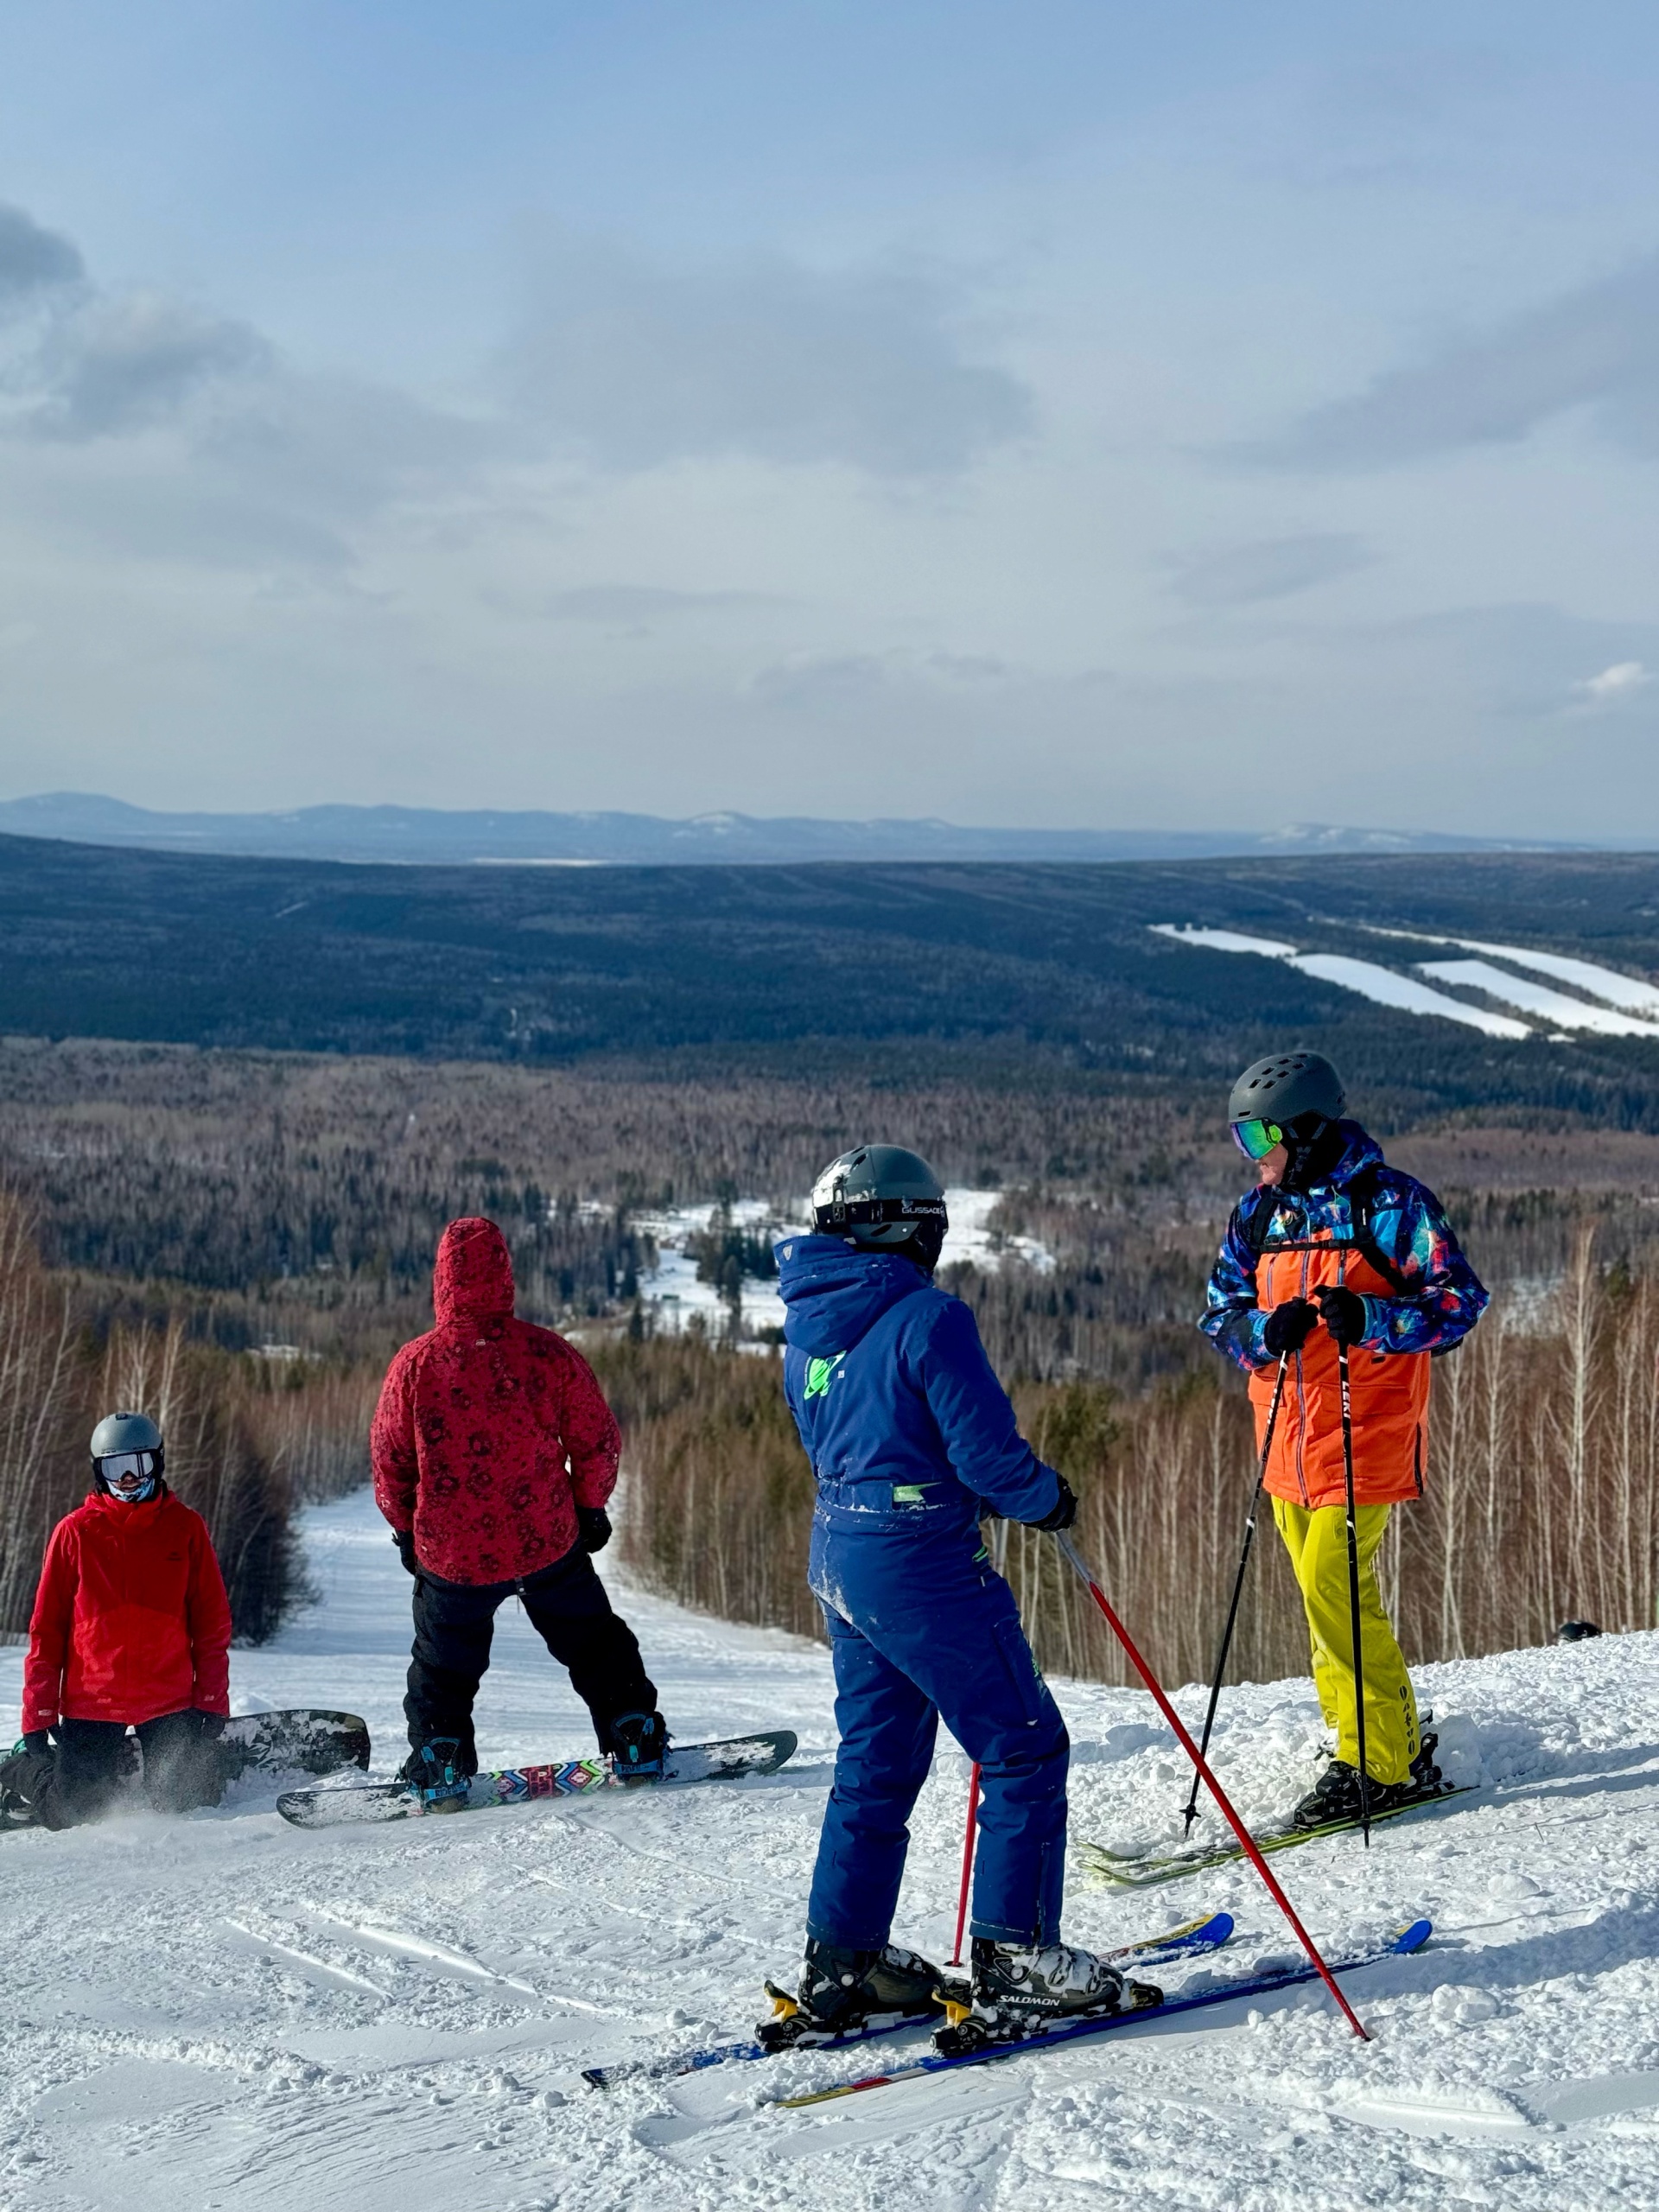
[1228,1050,1345,1131]
[810,1145,948,1266]
[90,1410,163,1460]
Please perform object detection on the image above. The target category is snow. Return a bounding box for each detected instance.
[1418,961,1659,1039]
[7,1487,1659,2206]
[1445,943,1659,1020]
[1148,928,1532,1039]
[635,1191,1052,1338]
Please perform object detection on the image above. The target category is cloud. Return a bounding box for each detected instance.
[33,290,269,440]
[502,232,1031,475]
[528,585,781,622]
[0,202,82,306]
[1245,250,1659,469]
[1577,659,1653,705]
[1167,532,1373,607]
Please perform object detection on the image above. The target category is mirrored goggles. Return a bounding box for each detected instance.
[1230,1116,1285,1163]
[97,1450,157,1488]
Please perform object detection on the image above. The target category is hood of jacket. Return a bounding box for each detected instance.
[434,1217,516,1327]
[776,1233,931,1357]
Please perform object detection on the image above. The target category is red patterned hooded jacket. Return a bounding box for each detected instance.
[372,1217,622,1586]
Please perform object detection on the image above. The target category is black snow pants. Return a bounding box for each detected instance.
[5,1712,223,1829]
[404,1547,657,1770]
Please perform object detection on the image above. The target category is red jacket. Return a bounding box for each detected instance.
[372,1217,622,1586]
[22,1489,232,1734]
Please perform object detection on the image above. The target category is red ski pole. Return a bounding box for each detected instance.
[1053,1531,1369,2041]
[948,1763,982,1967]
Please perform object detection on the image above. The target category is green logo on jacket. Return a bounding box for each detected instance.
[805,1353,846,1399]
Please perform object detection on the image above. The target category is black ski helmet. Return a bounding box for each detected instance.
[810,1145,948,1269]
[1228,1050,1345,1133]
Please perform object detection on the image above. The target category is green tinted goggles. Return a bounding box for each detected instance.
[1230,1116,1285,1162]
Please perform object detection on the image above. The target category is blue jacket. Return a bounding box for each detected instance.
[777,1234,1063,1535]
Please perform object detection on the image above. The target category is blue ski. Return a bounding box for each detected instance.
[773,1918,1433,2107]
[581,1910,1234,2090]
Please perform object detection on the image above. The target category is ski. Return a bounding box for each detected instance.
[581,1910,1234,2089]
[1081,1788,1472,1889]
[276,1729,797,1828]
[774,1918,1433,2107]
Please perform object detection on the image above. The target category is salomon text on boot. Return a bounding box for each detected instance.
[936,1938,1161,2054]
[759,1936,945,2051]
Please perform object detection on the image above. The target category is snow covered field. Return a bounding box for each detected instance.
[634,1192,1052,1339]
[7,1487,1659,2208]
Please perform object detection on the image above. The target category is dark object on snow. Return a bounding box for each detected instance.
[404,1546,658,1769]
[1556,1619,1603,1643]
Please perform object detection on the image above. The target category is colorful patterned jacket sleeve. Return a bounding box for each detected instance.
[1356,1173,1489,1355]
[1199,1200,1275,1373]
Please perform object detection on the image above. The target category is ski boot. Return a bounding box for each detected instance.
[1408,1730,1441,1793]
[399,1737,470,1812]
[1292,1758,1428,1830]
[759,1938,946,2051]
[607,1711,670,1784]
[934,1938,1162,2055]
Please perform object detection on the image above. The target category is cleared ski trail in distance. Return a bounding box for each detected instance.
[6,1490,1659,2209]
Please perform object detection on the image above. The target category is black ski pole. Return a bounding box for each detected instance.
[1180,1350,1289,1838]
[1336,1334,1372,1847]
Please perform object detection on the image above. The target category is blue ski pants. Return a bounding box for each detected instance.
[806,1516,1070,1948]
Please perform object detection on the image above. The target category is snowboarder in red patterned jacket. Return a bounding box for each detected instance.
[372,1216,667,1807]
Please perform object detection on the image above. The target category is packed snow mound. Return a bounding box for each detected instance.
[4,1487,1659,2208]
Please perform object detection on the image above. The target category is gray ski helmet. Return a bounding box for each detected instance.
[1228,1050,1345,1131]
[89,1409,164,1469]
[810,1145,948,1264]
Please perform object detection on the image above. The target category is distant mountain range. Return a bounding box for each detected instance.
[0,791,1600,867]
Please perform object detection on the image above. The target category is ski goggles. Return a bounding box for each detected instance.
[97,1450,158,1492]
[1230,1116,1285,1163]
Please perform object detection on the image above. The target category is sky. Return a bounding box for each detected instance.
[1,2,1657,837]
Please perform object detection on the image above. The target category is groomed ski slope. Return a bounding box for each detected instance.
[5,1488,1659,2209]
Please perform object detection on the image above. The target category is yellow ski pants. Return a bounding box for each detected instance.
[1271,1498,1419,1787]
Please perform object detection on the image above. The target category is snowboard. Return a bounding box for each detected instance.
[276,1728,797,1828]
[1080,1784,1472,1889]
[776,1918,1435,2105]
[218,1708,372,1782]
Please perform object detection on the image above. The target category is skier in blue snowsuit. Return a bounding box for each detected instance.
[763,1145,1156,2048]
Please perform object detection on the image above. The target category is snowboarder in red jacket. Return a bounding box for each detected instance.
[0,1411,232,1829]
[372,1217,667,1808]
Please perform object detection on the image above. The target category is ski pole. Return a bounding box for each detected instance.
[1336,1335,1372,1847]
[948,1763,981,1967]
[1052,1529,1370,2040]
[1181,1351,1289,1838]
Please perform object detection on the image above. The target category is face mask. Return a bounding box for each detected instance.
[97,1450,159,1503]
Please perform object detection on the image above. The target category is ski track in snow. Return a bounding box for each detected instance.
[5,1489,1659,2208]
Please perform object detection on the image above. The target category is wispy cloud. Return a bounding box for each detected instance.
[1166,532,1374,607]
[501,231,1031,477]
[1243,250,1659,470]
[1577,659,1653,705]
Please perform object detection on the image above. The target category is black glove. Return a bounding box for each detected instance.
[1314,1284,1367,1346]
[1025,1475,1078,1533]
[19,1730,50,1756]
[393,1529,418,1576]
[576,1505,613,1554]
[192,1711,226,1741]
[1262,1299,1319,1357]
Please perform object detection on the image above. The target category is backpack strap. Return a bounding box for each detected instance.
[1235,1166,1414,1294]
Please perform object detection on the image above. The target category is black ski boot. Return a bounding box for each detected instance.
[397,1737,470,1811]
[1292,1755,1435,1830]
[936,1938,1161,2053]
[1409,1730,1441,1793]
[607,1711,669,1784]
[759,1937,945,2050]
